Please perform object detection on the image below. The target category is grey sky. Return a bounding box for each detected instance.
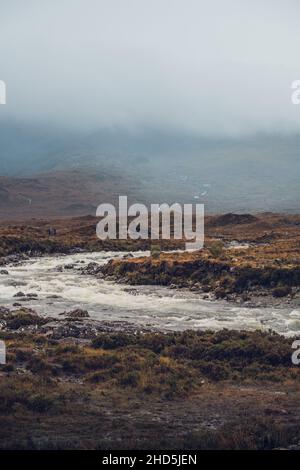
[1,0,300,135]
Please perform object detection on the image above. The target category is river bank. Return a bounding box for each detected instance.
[99,251,300,309]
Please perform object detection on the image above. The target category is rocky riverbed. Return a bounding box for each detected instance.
[0,251,299,336]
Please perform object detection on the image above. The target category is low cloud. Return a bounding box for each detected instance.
[1,0,300,136]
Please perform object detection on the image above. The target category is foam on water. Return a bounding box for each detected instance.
[0,251,298,335]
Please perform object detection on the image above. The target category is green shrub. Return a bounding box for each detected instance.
[150,245,162,259]
[208,241,224,258]
[92,333,136,350]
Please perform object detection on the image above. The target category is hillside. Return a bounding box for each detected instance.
[0,121,300,214]
[0,170,135,220]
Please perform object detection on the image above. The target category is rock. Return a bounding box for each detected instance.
[189,286,198,292]
[80,262,100,275]
[123,288,139,296]
[0,270,9,275]
[202,285,211,293]
[13,291,26,298]
[0,306,9,315]
[272,286,292,298]
[215,288,227,299]
[241,293,251,302]
[64,264,75,270]
[122,253,134,259]
[26,293,38,298]
[66,308,90,318]
[13,303,22,307]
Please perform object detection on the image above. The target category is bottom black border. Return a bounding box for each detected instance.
[0,450,299,466]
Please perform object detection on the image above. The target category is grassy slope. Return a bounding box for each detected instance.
[1,327,300,449]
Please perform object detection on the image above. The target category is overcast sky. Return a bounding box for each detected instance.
[1,0,300,136]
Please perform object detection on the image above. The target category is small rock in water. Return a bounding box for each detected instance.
[0,270,9,275]
[80,262,100,275]
[64,264,75,270]
[122,253,134,259]
[13,291,26,298]
[26,293,38,298]
[124,288,138,295]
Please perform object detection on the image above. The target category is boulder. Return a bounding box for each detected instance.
[13,291,26,298]
[26,293,38,298]
[66,308,90,318]
[64,264,75,270]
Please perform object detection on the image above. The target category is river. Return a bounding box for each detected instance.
[0,251,299,335]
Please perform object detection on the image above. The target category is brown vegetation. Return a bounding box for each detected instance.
[99,213,300,299]
[1,325,300,449]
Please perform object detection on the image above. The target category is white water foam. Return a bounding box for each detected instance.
[0,251,298,335]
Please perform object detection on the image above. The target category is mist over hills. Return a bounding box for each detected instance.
[1,1,299,218]
[0,120,299,218]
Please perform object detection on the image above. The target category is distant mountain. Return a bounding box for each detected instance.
[0,170,135,219]
[0,119,299,215]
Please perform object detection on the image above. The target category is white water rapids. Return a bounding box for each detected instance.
[0,251,299,335]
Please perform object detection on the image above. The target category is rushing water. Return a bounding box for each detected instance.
[0,251,299,335]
